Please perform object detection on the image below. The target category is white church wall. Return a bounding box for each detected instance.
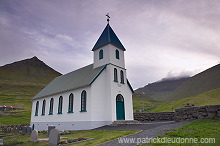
[108,65,134,121]
[30,86,94,130]
[109,45,125,68]
[93,44,125,69]
[93,44,111,68]
[91,66,113,122]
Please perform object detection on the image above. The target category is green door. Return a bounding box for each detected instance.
[116,94,125,120]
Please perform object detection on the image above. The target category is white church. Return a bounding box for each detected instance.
[30,19,134,131]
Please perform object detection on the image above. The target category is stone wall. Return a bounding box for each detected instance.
[134,112,174,121]
[175,104,220,122]
[134,105,220,122]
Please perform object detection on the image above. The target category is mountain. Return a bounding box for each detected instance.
[135,77,190,101]
[0,57,61,125]
[148,87,220,112]
[168,64,220,101]
[0,56,61,84]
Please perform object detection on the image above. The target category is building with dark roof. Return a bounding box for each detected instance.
[30,20,134,131]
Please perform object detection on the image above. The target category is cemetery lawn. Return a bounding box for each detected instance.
[148,119,220,146]
[1,129,139,146]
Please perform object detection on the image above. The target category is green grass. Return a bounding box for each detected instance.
[148,88,220,112]
[0,81,44,126]
[1,130,139,146]
[132,93,161,112]
[147,119,220,146]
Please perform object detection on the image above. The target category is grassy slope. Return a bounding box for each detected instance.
[132,93,161,112]
[135,77,189,101]
[150,119,220,145]
[148,88,220,112]
[0,81,44,125]
[168,64,220,101]
[0,57,61,126]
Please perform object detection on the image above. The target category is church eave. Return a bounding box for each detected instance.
[90,64,107,85]
[127,79,134,93]
[92,42,126,51]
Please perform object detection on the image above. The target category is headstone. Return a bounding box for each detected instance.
[30,130,38,142]
[0,139,3,145]
[26,127,32,134]
[48,126,56,136]
[22,127,27,134]
[48,129,60,145]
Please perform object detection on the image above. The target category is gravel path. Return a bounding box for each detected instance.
[98,121,191,146]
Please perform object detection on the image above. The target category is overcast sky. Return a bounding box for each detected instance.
[0,0,220,89]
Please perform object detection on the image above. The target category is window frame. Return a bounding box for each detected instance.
[49,98,54,115]
[120,70,125,84]
[114,68,118,82]
[35,101,39,116]
[115,49,120,59]
[80,90,87,112]
[58,96,63,114]
[68,93,74,113]
[41,99,46,116]
[99,49,104,60]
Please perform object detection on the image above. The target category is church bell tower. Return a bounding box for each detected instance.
[92,15,126,69]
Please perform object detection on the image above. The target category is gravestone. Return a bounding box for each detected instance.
[26,127,32,134]
[0,139,3,145]
[30,130,38,142]
[22,127,27,134]
[48,126,55,136]
[48,129,60,145]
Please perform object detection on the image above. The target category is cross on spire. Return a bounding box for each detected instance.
[106,13,110,23]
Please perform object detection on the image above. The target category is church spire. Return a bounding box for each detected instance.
[92,15,126,51]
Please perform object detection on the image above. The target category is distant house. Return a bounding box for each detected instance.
[0,105,16,111]
[30,20,134,131]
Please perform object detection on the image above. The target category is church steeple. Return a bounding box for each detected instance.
[92,18,126,69]
[92,24,126,51]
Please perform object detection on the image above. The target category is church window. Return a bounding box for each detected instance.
[114,68,118,82]
[58,96,63,114]
[35,101,39,116]
[42,99,46,116]
[80,90,87,112]
[68,93,74,113]
[49,98,54,115]
[116,49,119,59]
[120,70,124,84]
[99,49,103,60]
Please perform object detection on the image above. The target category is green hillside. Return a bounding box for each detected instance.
[149,87,220,112]
[0,56,61,84]
[0,57,61,126]
[132,93,161,112]
[168,64,220,101]
[135,77,189,101]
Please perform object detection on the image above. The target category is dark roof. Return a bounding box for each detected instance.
[92,24,126,51]
[33,64,106,99]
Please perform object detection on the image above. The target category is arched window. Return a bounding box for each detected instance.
[68,93,74,113]
[49,98,54,115]
[116,94,124,101]
[58,96,63,114]
[81,90,87,112]
[42,99,46,116]
[99,49,103,60]
[120,70,124,84]
[35,101,39,116]
[114,68,118,82]
[115,49,119,59]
